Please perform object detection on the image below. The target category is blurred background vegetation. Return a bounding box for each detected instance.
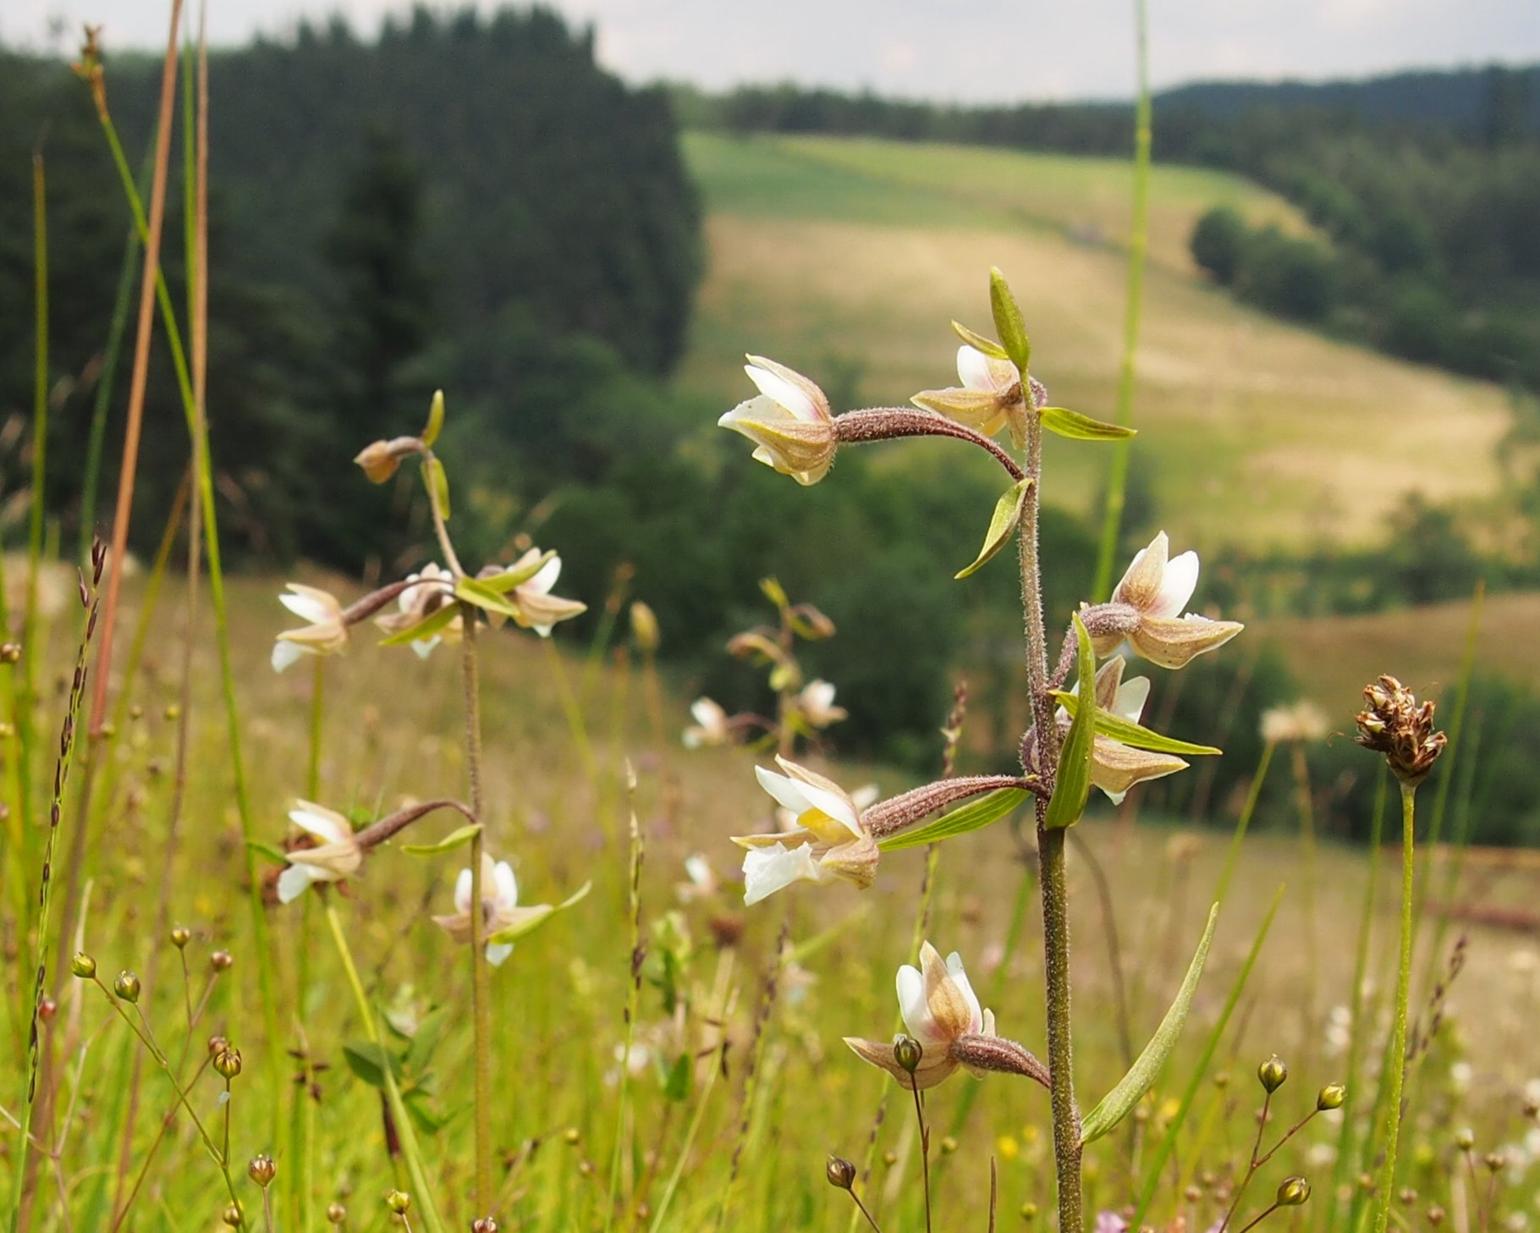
[2,6,1538,842]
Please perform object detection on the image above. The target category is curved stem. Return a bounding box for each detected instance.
[460,616,493,1215]
[833,409,1025,482]
[1372,785,1418,1233]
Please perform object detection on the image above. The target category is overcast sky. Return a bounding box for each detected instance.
[4,0,1538,101]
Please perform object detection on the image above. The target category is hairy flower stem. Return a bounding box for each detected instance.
[460,614,494,1215]
[1019,404,1082,1233]
[1372,784,1418,1233]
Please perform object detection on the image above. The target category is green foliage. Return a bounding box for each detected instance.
[1190,205,1245,284]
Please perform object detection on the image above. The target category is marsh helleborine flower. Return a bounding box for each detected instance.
[718,356,836,485]
[796,679,848,729]
[432,852,525,966]
[682,697,731,749]
[845,943,1048,1091]
[376,562,460,657]
[911,345,1043,448]
[271,583,347,673]
[1095,531,1243,669]
[485,547,586,636]
[277,801,364,903]
[733,756,878,904]
[1068,656,1187,803]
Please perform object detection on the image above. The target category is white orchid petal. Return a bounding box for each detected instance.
[754,766,812,816]
[1114,677,1151,724]
[271,639,307,674]
[485,942,514,967]
[742,842,826,905]
[744,364,818,422]
[289,804,349,845]
[528,556,561,596]
[896,964,931,1040]
[453,867,474,916]
[1151,550,1200,618]
[277,863,317,904]
[493,861,518,909]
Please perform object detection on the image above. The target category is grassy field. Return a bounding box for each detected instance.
[2,569,1536,1230]
[676,132,1513,549]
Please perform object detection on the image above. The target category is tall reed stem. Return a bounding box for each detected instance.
[1372,784,1418,1233]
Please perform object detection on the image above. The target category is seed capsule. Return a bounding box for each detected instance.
[1257,1055,1288,1093]
[1317,1083,1346,1110]
[70,952,96,979]
[1455,1128,1476,1151]
[214,1046,243,1079]
[892,1034,923,1075]
[1277,1177,1312,1207]
[826,1156,857,1190]
[326,1203,347,1224]
[113,971,142,1003]
[385,1190,411,1214]
[222,1202,243,1226]
[170,926,191,949]
[211,950,234,973]
[248,1155,276,1187]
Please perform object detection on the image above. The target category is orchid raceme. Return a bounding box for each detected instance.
[277,801,364,903]
[734,757,878,904]
[432,853,523,966]
[682,697,731,748]
[844,942,1048,1091]
[376,561,461,657]
[796,678,848,729]
[271,583,348,672]
[1095,531,1244,669]
[718,355,837,485]
[1063,656,1188,804]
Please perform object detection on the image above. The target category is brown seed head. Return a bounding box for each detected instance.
[0,643,21,665]
[1355,675,1446,786]
[826,1156,857,1190]
[211,949,234,973]
[248,1154,277,1187]
[170,926,191,949]
[214,1045,243,1080]
[326,1203,347,1224]
[113,971,141,1003]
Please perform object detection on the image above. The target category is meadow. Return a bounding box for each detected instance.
[1,81,1536,1233]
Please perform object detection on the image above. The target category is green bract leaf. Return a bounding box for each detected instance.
[485,881,593,946]
[956,478,1031,580]
[422,389,445,448]
[1052,692,1221,756]
[1080,903,1219,1145]
[950,320,1009,360]
[1045,613,1096,829]
[422,455,451,521]
[878,788,1029,852]
[377,601,459,648]
[478,550,555,594]
[400,823,482,856]
[454,576,523,620]
[988,267,1031,373]
[246,839,289,866]
[1039,406,1137,442]
[759,576,790,612]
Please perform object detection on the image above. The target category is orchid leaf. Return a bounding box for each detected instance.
[951,319,1009,360]
[478,550,555,594]
[988,267,1031,372]
[1040,406,1136,442]
[1044,613,1095,829]
[878,788,1029,852]
[1080,903,1219,1144]
[486,881,592,945]
[956,478,1031,580]
[377,602,459,647]
[1053,692,1221,756]
[454,576,523,619]
[401,823,482,856]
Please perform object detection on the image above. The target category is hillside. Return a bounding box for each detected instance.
[674,131,1512,547]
